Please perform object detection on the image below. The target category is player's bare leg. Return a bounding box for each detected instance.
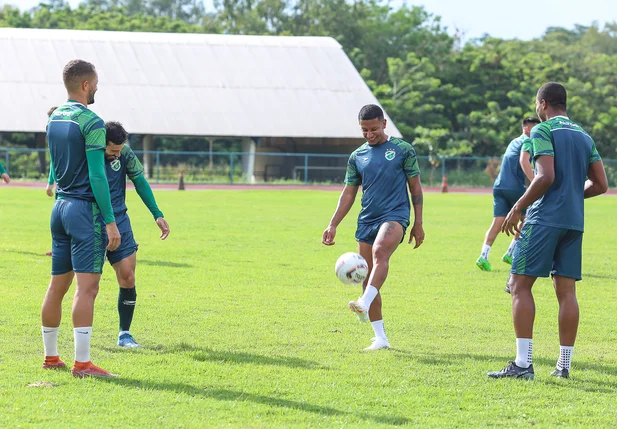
[488,274,536,379]
[41,271,74,369]
[551,275,578,378]
[477,216,505,271]
[113,253,141,348]
[350,222,403,350]
[70,273,115,377]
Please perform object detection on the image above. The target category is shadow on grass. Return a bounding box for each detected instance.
[7,250,49,258]
[582,273,617,281]
[390,350,617,393]
[102,377,409,426]
[139,259,193,268]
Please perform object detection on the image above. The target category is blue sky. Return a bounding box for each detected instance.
[5,0,617,41]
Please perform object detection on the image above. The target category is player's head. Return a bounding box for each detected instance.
[358,104,387,145]
[105,121,128,160]
[62,59,98,105]
[47,106,58,118]
[535,82,567,121]
[521,117,541,136]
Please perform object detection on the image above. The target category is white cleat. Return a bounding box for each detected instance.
[364,337,390,351]
[348,300,369,323]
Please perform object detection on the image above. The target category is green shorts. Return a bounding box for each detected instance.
[511,223,583,281]
[50,198,107,275]
[355,220,408,245]
[106,213,139,265]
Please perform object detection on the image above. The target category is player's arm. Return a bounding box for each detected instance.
[519,150,534,183]
[322,185,358,246]
[131,175,170,239]
[584,162,608,199]
[84,123,120,251]
[46,157,56,196]
[406,174,424,249]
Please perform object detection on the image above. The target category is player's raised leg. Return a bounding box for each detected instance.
[349,221,403,349]
[477,216,504,271]
[113,252,141,348]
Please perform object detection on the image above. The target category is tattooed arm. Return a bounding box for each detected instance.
[407,175,425,248]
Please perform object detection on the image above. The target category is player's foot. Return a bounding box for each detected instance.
[476,257,492,272]
[501,253,513,265]
[488,361,534,379]
[348,300,369,323]
[71,361,117,378]
[42,356,66,370]
[117,333,141,348]
[550,368,569,379]
[364,337,390,351]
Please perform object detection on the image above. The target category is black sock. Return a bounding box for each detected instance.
[118,286,137,333]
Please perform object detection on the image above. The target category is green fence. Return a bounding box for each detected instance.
[2,148,616,188]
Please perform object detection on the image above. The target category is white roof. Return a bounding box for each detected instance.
[0,28,401,139]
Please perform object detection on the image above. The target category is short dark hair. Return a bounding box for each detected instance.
[358,104,384,121]
[47,106,58,118]
[62,59,96,92]
[522,117,541,126]
[106,121,128,145]
[537,82,567,109]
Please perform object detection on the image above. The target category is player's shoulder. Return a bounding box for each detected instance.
[350,142,370,157]
[389,137,416,154]
[530,121,551,137]
[120,144,135,157]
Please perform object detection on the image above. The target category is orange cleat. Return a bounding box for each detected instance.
[71,361,118,378]
[42,356,66,370]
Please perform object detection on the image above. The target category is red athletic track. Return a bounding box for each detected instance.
[6,181,617,195]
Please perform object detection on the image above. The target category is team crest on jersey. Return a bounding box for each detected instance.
[110,159,121,172]
[385,149,396,161]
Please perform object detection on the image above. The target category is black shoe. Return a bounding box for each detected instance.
[550,368,569,378]
[488,361,534,379]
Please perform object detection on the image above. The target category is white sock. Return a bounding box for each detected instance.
[481,244,491,260]
[556,345,573,371]
[507,239,518,257]
[119,330,130,337]
[371,320,387,340]
[360,285,379,308]
[42,326,59,357]
[74,327,92,363]
[515,338,533,368]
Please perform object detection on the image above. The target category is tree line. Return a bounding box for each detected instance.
[2,0,617,160]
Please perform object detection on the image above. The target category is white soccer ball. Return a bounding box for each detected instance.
[335,252,369,285]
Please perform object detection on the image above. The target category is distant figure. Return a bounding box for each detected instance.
[41,59,121,378]
[322,104,425,351]
[0,159,9,184]
[488,82,608,380]
[476,117,539,272]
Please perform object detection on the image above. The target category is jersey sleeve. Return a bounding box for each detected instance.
[344,152,361,186]
[589,140,602,164]
[521,137,532,154]
[403,143,420,178]
[0,161,5,175]
[80,113,106,152]
[530,123,554,159]
[122,146,144,180]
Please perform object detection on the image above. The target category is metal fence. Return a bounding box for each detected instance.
[2,147,617,188]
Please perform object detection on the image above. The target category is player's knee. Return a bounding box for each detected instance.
[119,271,135,288]
[75,284,100,299]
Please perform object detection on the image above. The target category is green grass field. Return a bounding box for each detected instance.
[1,188,616,428]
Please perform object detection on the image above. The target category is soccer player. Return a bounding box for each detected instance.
[322,104,424,351]
[41,59,121,378]
[0,160,9,184]
[476,117,539,272]
[103,121,170,348]
[488,82,608,380]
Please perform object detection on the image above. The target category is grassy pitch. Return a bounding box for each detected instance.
[0,188,616,428]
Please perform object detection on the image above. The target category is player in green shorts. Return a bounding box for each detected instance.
[488,82,608,380]
[0,160,9,184]
[41,59,121,378]
[323,104,425,351]
[476,117,539,272]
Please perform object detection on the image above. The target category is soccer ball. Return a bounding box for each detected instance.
[335,252,369,285]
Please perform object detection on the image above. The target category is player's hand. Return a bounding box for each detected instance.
[408,221,425,248]
[1,173,10,184]
[156,217,170,240]
[322,225,336,245]
[106,222,121,251]
[502,206,522,236]
[45,184,54,197]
